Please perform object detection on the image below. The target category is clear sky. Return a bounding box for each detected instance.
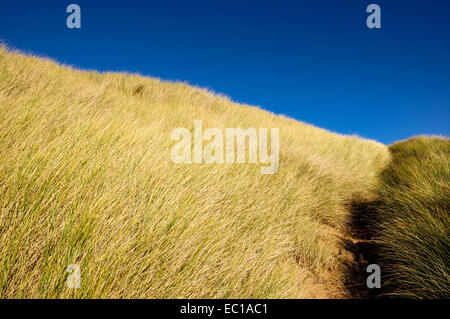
[0,0,449,144]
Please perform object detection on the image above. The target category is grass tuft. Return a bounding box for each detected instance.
[370,136,450,298]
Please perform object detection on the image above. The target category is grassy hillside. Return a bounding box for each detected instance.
[0,47,390,298]
[369,137,449,298]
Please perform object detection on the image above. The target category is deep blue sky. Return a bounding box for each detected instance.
[1,0,449,144]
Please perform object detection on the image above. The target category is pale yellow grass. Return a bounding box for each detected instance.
[0,47,390,298]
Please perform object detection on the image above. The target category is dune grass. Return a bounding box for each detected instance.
[0,47,391,298]
[370,137,450,298]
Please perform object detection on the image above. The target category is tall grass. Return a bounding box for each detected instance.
[0,47,389,298]
[371,137,450,298]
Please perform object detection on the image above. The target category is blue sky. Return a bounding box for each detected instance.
[0,0,449,144]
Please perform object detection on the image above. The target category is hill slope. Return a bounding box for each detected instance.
[369,137,449,298]
[0,48,390,298]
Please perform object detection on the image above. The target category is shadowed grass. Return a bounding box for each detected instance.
[369,136,449,298]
